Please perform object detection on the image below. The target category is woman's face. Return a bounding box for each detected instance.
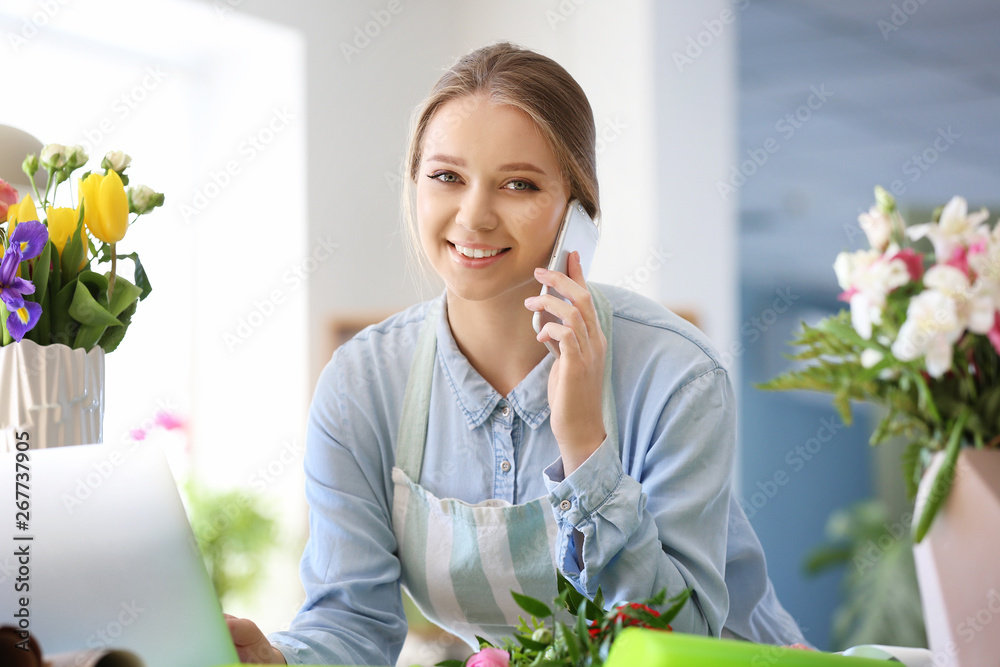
[416,94,570,306]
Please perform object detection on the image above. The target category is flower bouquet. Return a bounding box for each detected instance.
[759,187,1000,541]
[0,143,163,350]
[440,573,690,667]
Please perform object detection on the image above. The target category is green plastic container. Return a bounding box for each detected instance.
[605,629,891,666]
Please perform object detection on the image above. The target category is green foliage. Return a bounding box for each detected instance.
[181,479,278,606]
[759,308,1000,540]
[805,501,927,651]
[443,573,690,667]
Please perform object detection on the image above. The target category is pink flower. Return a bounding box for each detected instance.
[0,179,18,222]
[154,411,186,431]
[945,246,969,277]
[989,313,1000,358]
[467,647,509,667]
[889,248,925,283]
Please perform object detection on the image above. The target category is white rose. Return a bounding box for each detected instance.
[65,144,89,170]
[102,150,132,173]
[40,143,68,170]
[127,184,164,215]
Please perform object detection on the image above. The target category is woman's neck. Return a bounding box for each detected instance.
[445,284,549,397]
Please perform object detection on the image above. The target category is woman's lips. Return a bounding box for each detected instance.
[448,241,510,267]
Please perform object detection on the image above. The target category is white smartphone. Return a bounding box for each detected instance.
[532,199,600,356]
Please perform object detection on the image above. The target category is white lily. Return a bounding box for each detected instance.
[891,289,964,378]
[907,196,990,262]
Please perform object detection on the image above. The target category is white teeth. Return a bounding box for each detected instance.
[455,244,501,259]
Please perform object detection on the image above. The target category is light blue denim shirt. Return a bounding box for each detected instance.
[270,284,804,666]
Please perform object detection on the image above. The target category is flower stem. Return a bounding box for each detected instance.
[109,243,117,300]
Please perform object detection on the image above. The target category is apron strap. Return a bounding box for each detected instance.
[395,300,441,481]
[395,286,617,482]
[590,285,619,447]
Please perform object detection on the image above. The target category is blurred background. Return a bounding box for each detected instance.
[3,0,998,658]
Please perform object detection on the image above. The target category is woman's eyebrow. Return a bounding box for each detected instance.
[424,154,546,175]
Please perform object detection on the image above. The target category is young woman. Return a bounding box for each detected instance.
[227,42,807,665]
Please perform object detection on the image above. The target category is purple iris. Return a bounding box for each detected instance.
[1,220,49,341]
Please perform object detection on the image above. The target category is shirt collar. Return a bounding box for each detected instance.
[434,296,554,430]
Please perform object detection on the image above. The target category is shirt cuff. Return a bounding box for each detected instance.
[544,435,624,520]
[272,642,300,665]
[544,437,645,585]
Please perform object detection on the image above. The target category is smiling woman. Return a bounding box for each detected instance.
[224,42,807,666]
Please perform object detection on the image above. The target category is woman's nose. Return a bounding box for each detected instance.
[455,186,498,232]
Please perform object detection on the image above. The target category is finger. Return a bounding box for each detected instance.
[536,320,585,359]
[535,265,603,342]
[226,617,262,647]
[565,250,587,287]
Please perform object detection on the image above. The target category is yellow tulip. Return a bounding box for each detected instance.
[46,206,81,254]
[80,173,105,242]
[80,171,128,244]
[97,170,128,243]
[7,195,40,236]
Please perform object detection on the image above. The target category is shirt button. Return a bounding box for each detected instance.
[559,499,572,511]
[501,460,511,472]
[501,405,511,417]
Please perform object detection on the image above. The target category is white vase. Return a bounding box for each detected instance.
[0,339,105,451]
[913,448,1000,667]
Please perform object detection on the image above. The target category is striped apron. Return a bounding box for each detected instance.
[391,287,618,649]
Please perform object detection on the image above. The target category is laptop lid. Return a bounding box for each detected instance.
[1,441,239,667]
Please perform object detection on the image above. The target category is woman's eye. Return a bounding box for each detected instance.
[504,179,538,191]
[428,172,459,183]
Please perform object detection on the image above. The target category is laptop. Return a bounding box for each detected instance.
[0,442,240,667]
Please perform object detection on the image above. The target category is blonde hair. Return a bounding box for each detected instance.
[401,42,599,271]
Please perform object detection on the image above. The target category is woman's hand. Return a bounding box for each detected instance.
[525,251,607,474]
[224,615,287,664]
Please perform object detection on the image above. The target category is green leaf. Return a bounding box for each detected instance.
[59,206,87,284]
[511,590,553,619]
[474,635,492,650]
[32,242,52,305]
[563,621,581,665]
[117,251,152,300]
[558,574,585,616]
[913,408,969,542]
[48,281,79,347]
[660,588,692,625]
[106,275,142,317]
[514,634,550,651]
[803,545,853,574]
[68,278,121,350]
[434,661,466,667]
[98,299,136,353]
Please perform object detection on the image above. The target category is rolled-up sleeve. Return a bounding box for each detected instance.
[544,367,734,637]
